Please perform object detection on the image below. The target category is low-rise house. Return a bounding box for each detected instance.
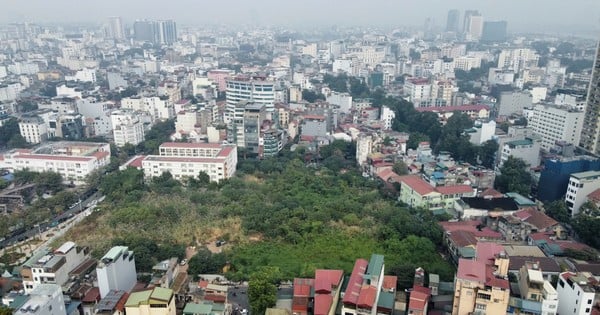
[439,220,503,263]
[95,290,129,315]
[455,196,519,220]
[495,207,560,242]
[124,287,176,315]
[397,175,475,213]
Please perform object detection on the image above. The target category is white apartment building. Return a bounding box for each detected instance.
[356,134,373,167]
[333,59,354,74]
[66,68,97,83]
[380,106,395,130]
[225,77,275,124]
[528,104,584,151]
[175,110,200,134]
[498,48,539,72]
[14,284,65,315]
[121,97,174,122]
[565,171,600,216]
[19,116,49,144]
[0,82,23,101]
[500,137,541,167]
[97,246,137,299]
[556,272,597,315]
[55,84,83,98]
[344,46,386,66]
[0,141,111,184]
[403,78,431,105]
[454,56,482,71]
[20,242,88,293]
[142,142,238,183]
[327,92,353,113]
[111,110,145,147]
[466,120,496,145]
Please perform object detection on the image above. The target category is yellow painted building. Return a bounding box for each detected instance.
[125,287,176,315]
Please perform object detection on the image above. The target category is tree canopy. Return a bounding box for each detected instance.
[494,156,532,196]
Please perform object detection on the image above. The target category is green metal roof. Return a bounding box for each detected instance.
[150,287,173,302]
[506,192,536,206]
[102,246,129,262]
[365,254,384,277]
[125,290,152,307]
[377,291,395,309]
[506,139,532,147]
[183,303,213,315]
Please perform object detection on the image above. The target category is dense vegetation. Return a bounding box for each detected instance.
[61,141,455,289]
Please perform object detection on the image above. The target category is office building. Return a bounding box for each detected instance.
[133,20,156,42]
[538,153,600,202]
[500,137,541,167]
[556,272,598,315]
[481,21,507,42]
[141,142,238,183]
[446,10,460,33]
[97,246,137,299]
[463,11,483,41]
[528,104,584,151]
[157,20,177,45]
[131,19,177,45]
[498,91,533,116]
[107,16,125,40]
[225,76,275,123]
[580,42,600,154]
[565,171,600,216]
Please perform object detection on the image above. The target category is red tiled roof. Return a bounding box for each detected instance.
[377,169,402,183]
[398,175,435,195]
[115,292,129,311]
[457,258,486,283]
[476,242,505,264]
[82,287,100,303]
[204,294,227,303]
[439,220,503,239]
[436,185,473,195]
[480,188,504,198]
[382,275,397,291]
[293,278,314,297]
[92,151,110,159]
[314,269,343,294]
[448,230,478,247]
[408,289,429,312]
[314,294,334,315]
[356,285,377,309]
[513,208,558,230]
[587,188,600,203]
[485,265,509,289]
[128,155,146,168]
[218,146,235,157]
[342,259,369,306]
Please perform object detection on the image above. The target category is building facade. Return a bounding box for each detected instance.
[565,171,600,216]
[97,246,137,299]
[528,104,584,151]
[580,42,600,154]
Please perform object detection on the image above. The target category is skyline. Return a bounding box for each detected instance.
[1,0,599,34]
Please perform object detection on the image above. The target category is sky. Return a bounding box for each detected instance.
[1,0,599,34]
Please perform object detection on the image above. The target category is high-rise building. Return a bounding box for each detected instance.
[446,10,460,33]
[225,76,275,124]
[107,16,125,40]
[157,20,177,45]
[466,14,484,41]
[132,19,177,45]
[528,104,584,151]
[462,10,479,34]
[481,21,507,42]
[580,42,600,154]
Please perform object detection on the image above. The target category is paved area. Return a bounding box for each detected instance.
[228,285,250,315]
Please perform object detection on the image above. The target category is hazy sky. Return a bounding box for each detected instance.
[1,0,599,33]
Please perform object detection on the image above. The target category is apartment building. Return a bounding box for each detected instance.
[142,142,237,183]
[14,284,66,315]
[565,171,600,216]
[528,104,584,151]
[500,137,541,167]
[19,115,49,144]
[513,261,558,315]
[97,246,137,299]
[20,241,89,293]
[452,242,510,315]
[0,141,111,184]
[111,110,145,147]
[225,76,275,124]
[556,272,598,315]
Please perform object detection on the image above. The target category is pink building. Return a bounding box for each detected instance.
[208,69,235,92]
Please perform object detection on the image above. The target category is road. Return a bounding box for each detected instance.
[0,189,101,250]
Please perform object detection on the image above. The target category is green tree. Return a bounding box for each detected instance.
[392,160,409,175]
[544,200,571,224]
[0,305,13,315]
[478,140,499,168]
[407,132,430,150]
[572,202,600,248]
[302,89,325,103]
[494,156,532,196]
[248,267,281,315]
